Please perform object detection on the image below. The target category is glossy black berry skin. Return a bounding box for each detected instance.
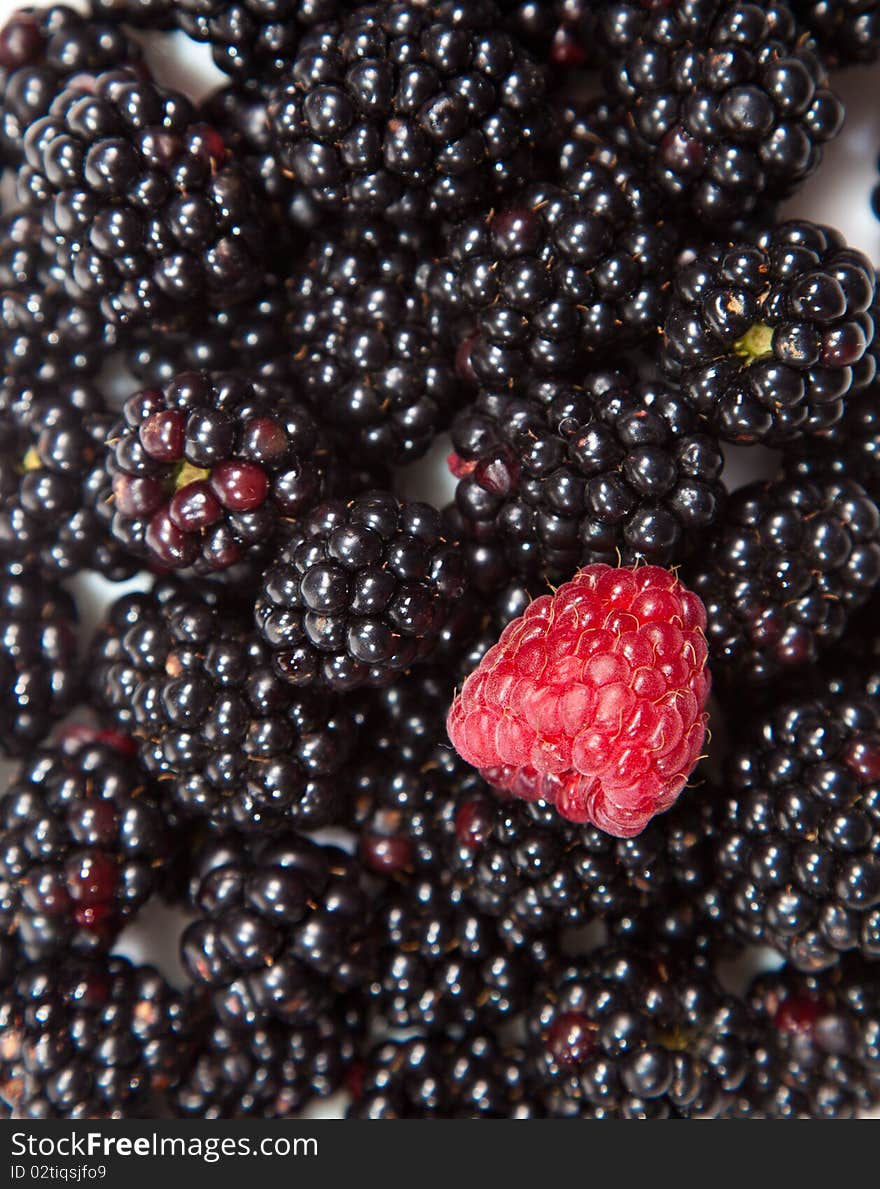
[430,141,676,382]
[92,580,358,832]
[349,1034,536,1119]
[288,223,461,465]
[266,0,553,226]
[88,0,177,28]
[256,491,468,691]
[0,211,118,383]
[500,0,599,69]
[0,378,135,580]
[0,956,186,1119]
[794,1,880,67]
[687,477,880,688]
[105,370,332,574]
[0,562,79,758]
[786,385,880,503]
[738,958,880,1119]
[0,727,167,961]
[716,685,880,971]
[19,69,267,327]
[598,2,844,223]
[172,1000,363,1118]
[369,878,530,1031]
[661,222,876,444]
[449,372,725,582]
[527,948,755,1118]
[0,4,142,167]
[180,832,373,1029]
[176,0,341,82]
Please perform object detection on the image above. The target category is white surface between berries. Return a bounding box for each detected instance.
[3,0,880,1121]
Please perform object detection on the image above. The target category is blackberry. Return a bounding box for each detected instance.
[349,1033,535,1119]
[501,1,598,68]
[92,580,358,832]
[661,222,876,444]
[88,0,177,29]
[172,1000,362,1118]
[0,210,118,382]
[599,2,844,222]
[687,476,880,688]
[288,222,461,465]
[20,69,268,326]
[0,561,79,758]
[0,377,136,579]
[354,667,463,879]
[106,370,333,573]
[266,1,553,226]
[126,278,292,388]
[180,832,373,1029]
[0,726,168,961]
[742,958,880,1118]
[446,784,723,953]
[369,877,530,1030]
[716,685,880,971]
[0,4,142,167]
[794,1,880,67]
[0,955,186,1118]
[255,491,468,691]
[429,146,676,383]
[176,0,341,83]
[200,82,323,230]
[449,372,725,582]
[785,384,880,503]
[527,949,754,1118]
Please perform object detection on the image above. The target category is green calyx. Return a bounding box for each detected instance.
[173,461,210,492]
[733,322,774,365]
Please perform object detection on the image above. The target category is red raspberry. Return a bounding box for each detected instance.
[446,564,710,838]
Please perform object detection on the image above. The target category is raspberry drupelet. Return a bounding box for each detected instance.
[447,564,710,837]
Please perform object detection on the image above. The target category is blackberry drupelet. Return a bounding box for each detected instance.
[0,4,142,167]
[430,142,677,382]
[687,476,880,688]
[106,370,332,573]
[0,955,186,1118]
[446,784,723,953]
[266,1,552,226]
[0,210,118,382]
[0,726,168,961]
[255,491,468,691]
[180,832,373,1029]
[448,372,725,581]
[172,1000,362,1118]
[92,580,358,832]
[599,2,844,222]
[741,958,880,1118]
[716,685,880,970]
[785,385,880,503]
[500,1,598,68]
[369,877,530,1030]
[0,377,135,579]
[200,82,323,230]
[349,1034,535,1119]
[126,278,292,388]
[176,0,341,83]
[0,561,79,758]
[794,1,880,67]
[288,222,461,465]
[661,222,876,443]
[88,0,177,28]
[20,68,268,326]
[527,949,754,1118]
